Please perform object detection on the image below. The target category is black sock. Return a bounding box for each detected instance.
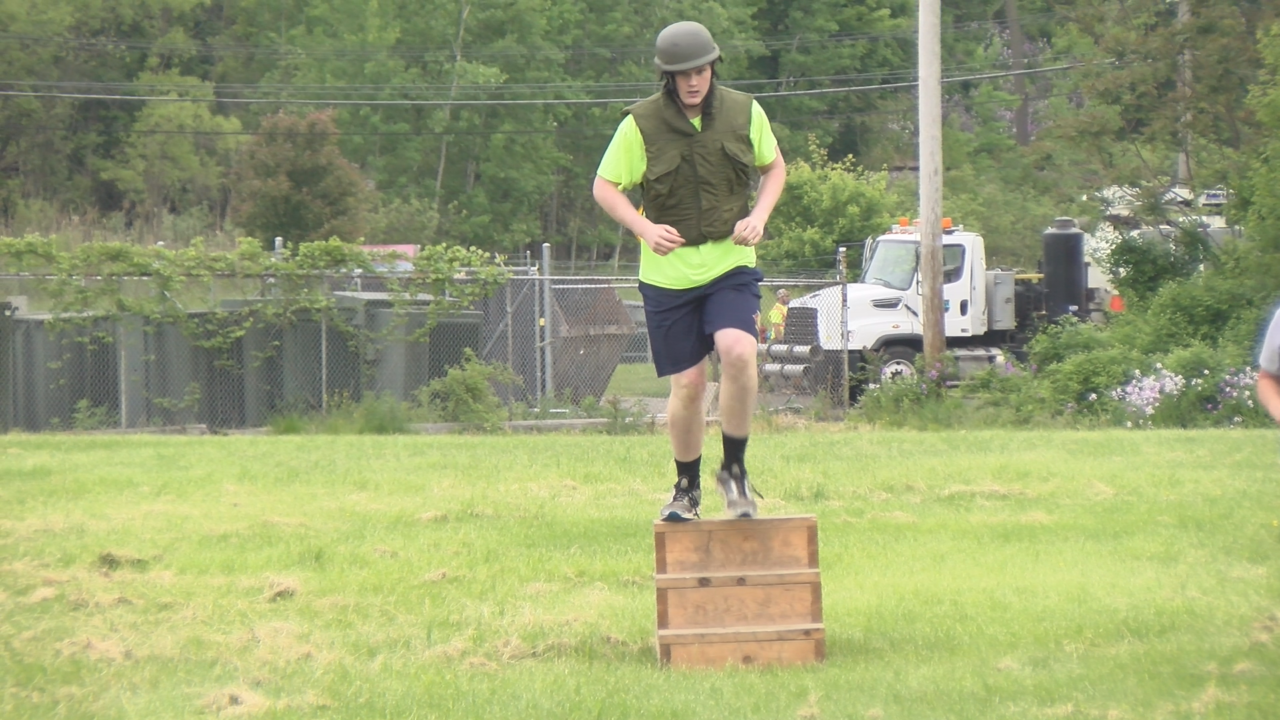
[722,434,748,474]
[675,456,701,487]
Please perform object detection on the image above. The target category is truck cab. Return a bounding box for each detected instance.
[785,220,1020,381]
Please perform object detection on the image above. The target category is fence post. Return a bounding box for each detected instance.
[838,248,850,412]
[0,302,12,433]
[541,242,554,402]
[116,314,146,429]
[505,281,514,373]
[320,310,328,413]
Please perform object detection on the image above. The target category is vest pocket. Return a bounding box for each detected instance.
[722,140,755,195]
[643,151,683,193]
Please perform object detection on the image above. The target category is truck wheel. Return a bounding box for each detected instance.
[878,345,918,380]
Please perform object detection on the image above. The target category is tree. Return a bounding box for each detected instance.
[98,73,243,235]
[756,137,894,272]
[230,111,370,245]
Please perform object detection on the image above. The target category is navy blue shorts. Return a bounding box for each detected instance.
[639,266,763,377]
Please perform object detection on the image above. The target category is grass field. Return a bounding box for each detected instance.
[2,429,1279,719]
[605,363,672,399]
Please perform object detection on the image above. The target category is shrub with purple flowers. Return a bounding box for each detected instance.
[1110,365,1185,427]
[1109,361,1268,429]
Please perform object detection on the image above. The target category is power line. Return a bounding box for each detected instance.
[0,13,1068,61]
[0,54,1084,98]
[21,91,1084,139]
[0,63,1096,107]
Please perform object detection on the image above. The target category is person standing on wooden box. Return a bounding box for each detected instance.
[592,20,787,521]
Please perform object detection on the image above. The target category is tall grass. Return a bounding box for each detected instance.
[1,429,1278,719]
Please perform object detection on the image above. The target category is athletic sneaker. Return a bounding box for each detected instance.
[660,476,701,522]
[716,464,758,519]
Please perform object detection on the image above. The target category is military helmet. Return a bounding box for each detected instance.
[654,21,720,72]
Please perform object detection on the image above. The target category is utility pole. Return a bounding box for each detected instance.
[1175,0,1192,186]
[1005,0,1030,146]
[919,0,945,363]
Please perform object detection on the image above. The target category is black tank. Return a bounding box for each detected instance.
[1041,217,1087,322]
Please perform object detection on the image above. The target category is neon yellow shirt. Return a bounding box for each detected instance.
[768,303,787,326]
[597,99,779,289]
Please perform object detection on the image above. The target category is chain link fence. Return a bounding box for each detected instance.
[0,259,852,433]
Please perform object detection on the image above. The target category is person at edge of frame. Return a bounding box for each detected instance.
[1257,304,1280,425]
[591,20,787,521]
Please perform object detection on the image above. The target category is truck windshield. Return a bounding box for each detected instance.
[860,240,917,290]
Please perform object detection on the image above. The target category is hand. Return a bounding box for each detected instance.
[639,223,685,256]
[731,216,765,246]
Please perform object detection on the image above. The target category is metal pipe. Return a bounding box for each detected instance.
[760,363,811,379]
[756,343,821,360]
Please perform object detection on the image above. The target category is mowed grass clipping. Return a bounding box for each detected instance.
[1,429,1279,719]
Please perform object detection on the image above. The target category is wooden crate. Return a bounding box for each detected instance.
[654,515,824,668]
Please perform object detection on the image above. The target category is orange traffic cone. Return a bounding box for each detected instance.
[1108,293,1126,312]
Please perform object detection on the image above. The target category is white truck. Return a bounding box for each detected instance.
[764,217,1108,395]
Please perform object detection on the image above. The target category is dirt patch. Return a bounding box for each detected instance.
[424,570,449,583]
[373,547,398,558]
[418,512,449,523]
[263,578,298,602]
[462,657,498,670]
[201,688,269,716]
[1190,684,1238,714]
[26,587,58,604]
[58,636,132,662]
[98,551,150,571]
[866,511,916,523]
[524,582,555,595]
[425,638,470,660]
[1250,611,1279,645]
[939,484,1034,500]
[1086,481,1116,500]
[795,692,822,718]
[244,623,319,664]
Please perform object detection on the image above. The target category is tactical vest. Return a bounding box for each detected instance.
[624,87,756,246]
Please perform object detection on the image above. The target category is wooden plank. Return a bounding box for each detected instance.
[653,532,667,575]
[654,569,820,589]
[652,515,816,534]
[656,588,669,630]
[811,581,824,624]
[656,524,813,574]
[807,523,820,569]
[659,623,824,645]
[665,639,822,668]
[664,583,819,630]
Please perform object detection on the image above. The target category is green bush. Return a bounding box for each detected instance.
[1112,273,1265,357]
[1037,347,1148,408]
[415,349,519,430]
[1026,318,1114,368]
[959,362,1078,426]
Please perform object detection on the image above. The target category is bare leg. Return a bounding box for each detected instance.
[667,359,708,461]
[713,328,758,437]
